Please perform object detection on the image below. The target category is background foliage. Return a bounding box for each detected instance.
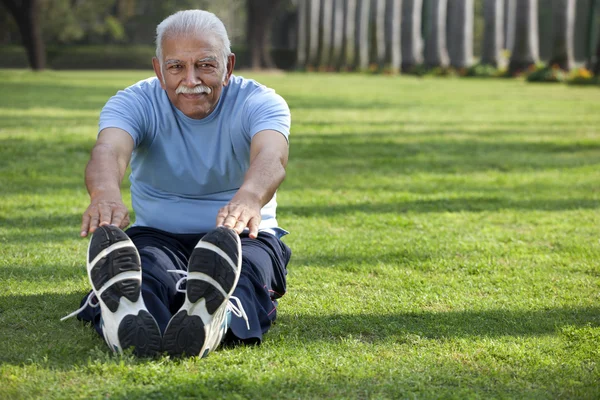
[1,0,599,70]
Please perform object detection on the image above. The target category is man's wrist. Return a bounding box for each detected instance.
[89,187,122,201]
[232,187,263,208]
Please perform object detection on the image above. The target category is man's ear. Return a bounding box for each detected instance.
[152,57,166,89]
[223,53,236,86]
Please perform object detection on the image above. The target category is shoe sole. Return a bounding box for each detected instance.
[162,226,241,357]
[89,225,162,357]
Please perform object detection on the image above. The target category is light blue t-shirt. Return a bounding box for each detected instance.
[98,75,291,234]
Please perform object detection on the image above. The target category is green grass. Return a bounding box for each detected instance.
[1,68,599,399]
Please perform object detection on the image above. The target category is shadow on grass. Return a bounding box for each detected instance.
[97,362,599,400]
[275,306,600,343]
[288,132,600,177]
[0,137,92,195]
[287,95,403,111]
[0,291,598,368]
[0,213,86,244]
[280,197,600,217]
[3,129,600,198]
[0,115,98,129]
[0,82,121,111]
[294,120,598,130]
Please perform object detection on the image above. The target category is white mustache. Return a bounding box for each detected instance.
[176,85,212,95]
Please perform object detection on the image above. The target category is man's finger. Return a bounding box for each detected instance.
[247,217,260,239]
[98,204,113,226]
[222,215,238,228]
[215,208,229,227]
[88,214,100,234]
[111,209,127,228]
[232,210,253,234]
[80,213,91,237]
[233,219,247,234]
[118,214,130,230]
[222,207,244,227]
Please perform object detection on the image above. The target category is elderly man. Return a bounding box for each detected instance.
[62,9,291,358]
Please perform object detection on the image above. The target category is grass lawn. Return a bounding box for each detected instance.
[0,68,599,399]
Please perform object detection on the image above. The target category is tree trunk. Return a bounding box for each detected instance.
[247,0,282,69]
[595,27,600,75]
[401,0,423,71]
[549,0,576,70]
[504,0,516,51]
[319,0,334,69]
[296,0,308,69]
[482,0,504,67]
[330,0,345,70]
[356,0,371,70]
[508,0,539,74]
[448,0,474,69]
[344,0,358,69]
[308,0,321,67]
[585,0,598,70]
[375,0,386,68]
[1,0,46,71]
[386,0,402,72]
[424,0,449,68]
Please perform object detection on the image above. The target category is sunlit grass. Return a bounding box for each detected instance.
[0,69,599,399]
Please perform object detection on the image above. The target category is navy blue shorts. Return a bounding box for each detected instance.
[78,226,291,345]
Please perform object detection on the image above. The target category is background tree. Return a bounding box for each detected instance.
[549,0,576,70]
[595,25,600,74]
[508,0,539,74]
[247,0,283,69]
[386,0,402,72]
[374,0,387,69]
[318,0,334,69]
[343,0,357,69]
[296,0,308,68]
[356,0,371,70]
[504,0,516,53]
[401,0,423,71]
[482,0,504,67]
[330,0,345,70]
[585,0,598,71]
[447,0,474,69]
[308,0,321,67]
[0,0,45,70]
[424,0,449,68]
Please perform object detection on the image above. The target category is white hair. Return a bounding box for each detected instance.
[155,10,231,77]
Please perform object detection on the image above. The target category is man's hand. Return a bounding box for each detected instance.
[81,128,135,238]
[216,130,288,239]
[81,197,130,237]
[216,194,262,239]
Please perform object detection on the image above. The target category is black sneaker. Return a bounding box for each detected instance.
[79,225,161,357]
[162,226,245,358]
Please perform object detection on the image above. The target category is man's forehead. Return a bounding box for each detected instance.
[162,33,220,56]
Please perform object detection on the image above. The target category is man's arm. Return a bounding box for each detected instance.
[80,128,134,237]
[216,130,289,239]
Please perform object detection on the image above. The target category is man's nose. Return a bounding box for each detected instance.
[183,66,201,86]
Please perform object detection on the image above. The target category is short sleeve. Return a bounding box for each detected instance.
[98,84,152,148]
[244,88,291,142]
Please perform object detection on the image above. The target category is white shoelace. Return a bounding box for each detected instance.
[61,291,99,321]
[168,269,250,330]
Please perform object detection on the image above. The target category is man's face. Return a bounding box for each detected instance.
[152,34,234,119]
